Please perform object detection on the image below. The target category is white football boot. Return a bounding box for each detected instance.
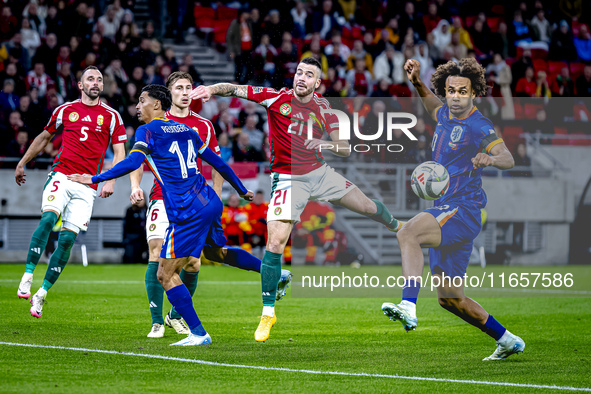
[18,274,33,299]
[165,313,190,334]
[483,331,525,361]
[30,289,47,318]
[381,300,418,332]
[170,333,212,346]
[147,323,165,338]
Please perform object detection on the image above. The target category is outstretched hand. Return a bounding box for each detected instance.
[404,59,422,85]
[241,190,255,201]
[68,174,94,185]
[471,153,493,168]
[189,85,212,102]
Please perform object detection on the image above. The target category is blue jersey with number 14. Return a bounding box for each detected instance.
[131,117,210,223]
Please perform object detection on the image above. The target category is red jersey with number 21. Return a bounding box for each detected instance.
[247,86,339,175]
[45,99,127,190]
[148,110,221,201]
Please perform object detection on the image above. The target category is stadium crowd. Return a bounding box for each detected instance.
[1,0,591,170]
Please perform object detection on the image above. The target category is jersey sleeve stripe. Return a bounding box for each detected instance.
[198,143,207,154]
[485,138,503,153]
[434,105,442,121]
[130,149,147,155]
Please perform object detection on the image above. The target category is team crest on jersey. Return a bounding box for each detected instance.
[450,126,464,142]
[274,207,282,215]
[69,112,79,122]
[47,195,55,201]
[149,224,156,231]
[253,87,263,94]
[280,103,291,116]
[97,115,104,125]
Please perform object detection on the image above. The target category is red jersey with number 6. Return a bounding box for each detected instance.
[45,100,127,190]
[148,110,221,201]
[247,86,339,175]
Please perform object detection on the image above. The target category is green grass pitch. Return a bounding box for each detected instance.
[1,264,590,393]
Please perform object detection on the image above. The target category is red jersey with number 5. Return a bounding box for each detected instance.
[148,110,221,201]
[45,100,127,190]
[246,86,339,175]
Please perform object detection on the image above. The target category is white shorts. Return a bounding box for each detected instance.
[267,165,357,223]
[41,171,97,232]
[146,199,169,242]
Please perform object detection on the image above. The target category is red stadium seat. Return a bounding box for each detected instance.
[487,17,502,32]
[216,6,238,21]
[524,103,543,119]
[464,16,476,27]
[553,127,569,146]
[533,59,547,73]
[194,6,215,19]
[502,126,524,152]
[490,5,505,15]
[212,19,232,44]
[570,62,585,81]
[547,61,567,80]
[518,47,548,60]
[513,100,524,119]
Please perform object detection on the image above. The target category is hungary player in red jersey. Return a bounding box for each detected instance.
[191,57,402,342]
[14,66,126,317]
[130,72,291,338]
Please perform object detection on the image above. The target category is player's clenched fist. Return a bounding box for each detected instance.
[189,85,212,102]
[15,165,26,186]
[404,59,422,85]
[471,153,493,168]
[241,190,255,201]
[130,187,144,205]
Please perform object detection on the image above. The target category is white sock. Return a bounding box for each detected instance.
[22,273,33,282]
[262,306,275,317]
[36,288,47,298]
[498,330,513,344]
[400,300,417,316]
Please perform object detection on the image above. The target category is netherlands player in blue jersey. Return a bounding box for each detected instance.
[381,58,525,361]
[69,85,254,346]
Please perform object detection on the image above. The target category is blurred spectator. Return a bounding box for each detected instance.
[123,83,139,107]
[290,1,307,39]
[488,22,510,59]
[180,54,204,86]
[253,34,278,85]
[54,63,77,102]
[144,65,164,86]
[576,64,591,97]
[0,63,26,97]
[371,78,392,98]
[26,62,52,97]
[233,132,264,162]
[222,193,253,246]
[227,9,254,84]
[423,3,441,35]
[276,41,299,87]
[301,39,329,77]
[511,143,532,177]
[374,44,405,85]
[163,47,179,72]
[515,66,537,96]
[510,10,533,48]
[130,66,146,92]
[122,199,147,264]
[243,190,269,251]
[450,16,473,51]
[103,80,126,115]
[6,129,31,160]
[0,7,19,42]
[468,18,490,55]
[347,39,373,74]
[242,114,265,152]
[448,32,468,60]
[132,38,156,68]
[550,20,577,62]
[105,58,129,87]
[20,18,41,58]
[326,32,351,63]
[0,79,20,115]
[250,8,263,48]
[530,9,551,45]
[432,20,451,58]
[263,10,285,49]
[5,32,31,71]
[399,2,423,41]
[45,6,66,41]
[574,25,591,62]
[551,67,575,97]
[81,5,97,40]
[218,132,234,162]
[346,58,373,96]
[511,48,533,91]
[486,54,514,119]
[214,110,239,137]
[409,135,432,163]
[312,0,345,40]
[238,101,263,128]
[414,41,433,82]
[17,95,42,133]
[372,28,397,60]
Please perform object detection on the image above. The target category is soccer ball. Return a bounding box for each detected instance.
[410,161,450,201]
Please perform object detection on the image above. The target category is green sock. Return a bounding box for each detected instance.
[145,260,164,325]
[169,270,199,320]
[261,250,282,306]
[41,230,76,291]
[25,211,59,274]
[371,199,399,229]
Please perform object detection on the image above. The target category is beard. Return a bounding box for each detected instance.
[84,86,101,99]
[294,84,315,97]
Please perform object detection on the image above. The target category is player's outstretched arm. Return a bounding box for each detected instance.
[14,130,53,186]
[405,59,443,121]
[198,147,253,201]
[472,142,515,170]
[68,151,146,185]
[189,84,249,102]
[99,143,126,198]
[211,169,224,199]
[129,167,145,205]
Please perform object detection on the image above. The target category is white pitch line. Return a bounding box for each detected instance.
[0,342,589,392]
[0,279,259,285]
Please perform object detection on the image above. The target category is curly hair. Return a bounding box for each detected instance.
[430,58,488,98]
[142,84,172,111]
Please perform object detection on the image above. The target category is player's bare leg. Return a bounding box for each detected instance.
[381,212,441,331]
[19,209,60,300]
[436,278,525,360]
[255,220,293,342]
[203,246,292,300]
[145,239,166,337]
[332,188,404,232]
[157,256,210,346]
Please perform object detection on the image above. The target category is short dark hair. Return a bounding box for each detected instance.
[300,56,322,74]
[141,84,172,111]
[430,58,488,98]
[80,65,100,81]
[255,190,264,194]
[166,71,193,89]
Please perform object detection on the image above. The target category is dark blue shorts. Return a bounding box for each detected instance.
[424,202,481,277]
[161,188,226,259]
